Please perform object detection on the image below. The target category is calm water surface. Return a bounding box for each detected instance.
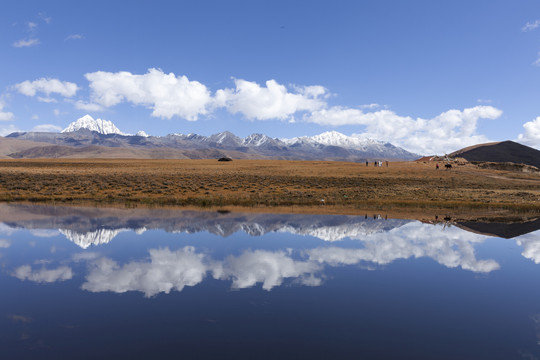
[1,204,540,359]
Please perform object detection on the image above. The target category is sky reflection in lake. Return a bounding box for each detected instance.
[1,204,540,359]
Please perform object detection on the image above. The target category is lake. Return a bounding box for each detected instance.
[1,204,540,359]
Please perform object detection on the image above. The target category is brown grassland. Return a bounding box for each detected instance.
[0,158,539,221]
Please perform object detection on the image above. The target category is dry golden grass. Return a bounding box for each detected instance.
[0,159,538,218]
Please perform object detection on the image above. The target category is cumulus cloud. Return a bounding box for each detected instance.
[13,38,40,48]
[82,246,322,296]
[523,20,540,32]
[0,124,21,136]
[82,247,208,297]
[0,102,14,121]
[515,231,540,263]
[306,105,502,154]
[14,78,78,98]
[215,79,327,120]
[13,264,73,283]
[214,249,322,290]
[78,219,500,297]
[305,222,500,273]
[85,68,212,120]
[517,116,540,147]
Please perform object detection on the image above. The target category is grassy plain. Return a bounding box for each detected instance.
[0,159,538,220]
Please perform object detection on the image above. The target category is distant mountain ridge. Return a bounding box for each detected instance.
[4,114,420,161]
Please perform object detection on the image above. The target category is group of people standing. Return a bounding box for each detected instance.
[366,161,389,167]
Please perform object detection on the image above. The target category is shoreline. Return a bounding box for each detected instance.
[0,158,538,223]
[2,200,538,224]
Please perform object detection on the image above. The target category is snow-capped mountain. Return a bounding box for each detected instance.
[7,116,420,160]
[242,133,275,147]
[62,115,125,135]
[59,228,128,249]
[283,131,385,150]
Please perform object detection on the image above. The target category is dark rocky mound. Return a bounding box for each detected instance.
[450,141,540,168]
[457,217,540,239]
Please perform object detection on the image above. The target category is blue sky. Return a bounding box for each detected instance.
[2,0,540,155]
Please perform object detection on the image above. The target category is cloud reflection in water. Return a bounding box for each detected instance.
[78,222,501,296]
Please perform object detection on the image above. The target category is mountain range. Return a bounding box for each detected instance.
[2,115,419,161]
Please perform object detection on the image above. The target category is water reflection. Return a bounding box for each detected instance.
[0,204,534,296]
[2,205,540,358]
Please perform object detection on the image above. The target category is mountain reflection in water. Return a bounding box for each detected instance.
[2,204,540,359]
[1,204,537,295]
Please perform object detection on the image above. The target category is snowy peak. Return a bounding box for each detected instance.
[283,131,383,149]
[62,115,125,135]
[242,133,276,147]
[59,228,127,249]
[207,131,243,146]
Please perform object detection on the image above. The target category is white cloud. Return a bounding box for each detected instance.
[77,219,504,295]
[85,68,212,120]
[0,112,14,121]
[13,264,73,283]
[82,247,208,297]
[215,79,327,120]
[14,78,78,98]
[515,231,540,263]
[0,102,14,121]
[65,34,83,41]
[31,114,39,120]
[306,222,500,273]
[215,249,322,290]
[0,125,21,136]
[32,124,62,132]
[27,22,38,30]
[12,38,40,48]
[306,105,502,154]
[0,239,10,248]
[82,246,322,295]
[517,116,540,147]
[523,19,540,32]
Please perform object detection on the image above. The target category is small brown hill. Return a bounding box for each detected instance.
[450,141,540,168]
[0,137,53,158]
